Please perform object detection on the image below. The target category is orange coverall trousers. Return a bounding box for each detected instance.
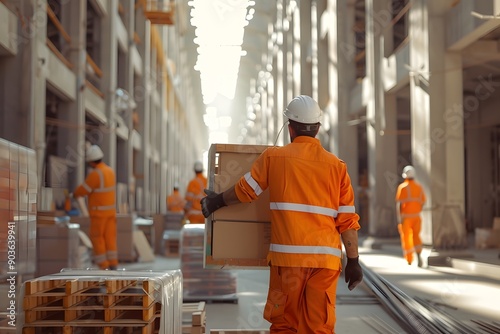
[398,216,423,264]
[89,215,118,269]
[264,265,340,333]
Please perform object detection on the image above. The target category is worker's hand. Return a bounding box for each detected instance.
[344,256,363,291]
[200,189,227,218]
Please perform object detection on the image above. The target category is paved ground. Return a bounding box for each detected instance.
[120,234,500,333]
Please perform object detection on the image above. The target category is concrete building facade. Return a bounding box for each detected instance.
[0,0,207,215]
[2,0,500,250]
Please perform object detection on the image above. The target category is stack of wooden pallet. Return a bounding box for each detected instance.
[21,270,183,334]
[182,301,206,334]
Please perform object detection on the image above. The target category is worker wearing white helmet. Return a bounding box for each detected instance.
[184,161,207,223]
[201,95,363,333]
[73,144,118,270]
[395,165,426,267]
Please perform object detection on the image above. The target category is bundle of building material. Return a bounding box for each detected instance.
[180,225,237,303]
[36,223,92,277]
[182,301,206,334]
[21,269,183,334]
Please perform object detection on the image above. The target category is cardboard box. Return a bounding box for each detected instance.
[205,144,273,269]
[475,228,500,249]
[212,221,270,259]
[211,146,271,222]
[493,217,500,230]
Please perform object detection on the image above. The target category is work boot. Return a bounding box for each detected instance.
[417,254,423,268]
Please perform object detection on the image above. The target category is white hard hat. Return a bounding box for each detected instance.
[86,145,104,162]
[173,182,180,189]
[194,161,203,173]
[283,95,322,124]
[402,165,416,179]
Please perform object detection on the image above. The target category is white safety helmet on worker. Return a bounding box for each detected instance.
[86,145,104,162]
[194,161,203,173]
[283,95,322,124]
[402,165,416,179]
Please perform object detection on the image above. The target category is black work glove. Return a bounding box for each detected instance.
[344,256,363,291]
[200,189,227,218]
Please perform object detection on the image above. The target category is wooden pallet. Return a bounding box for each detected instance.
[23,278,159,332]
[182,302,206,334]
[22,320,158,334]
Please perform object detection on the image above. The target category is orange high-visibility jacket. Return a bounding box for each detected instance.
[395,179,426,218]
[185,174,207,221]
[167,190,185,213]
[234,136,360,271]
[74,162,116,217]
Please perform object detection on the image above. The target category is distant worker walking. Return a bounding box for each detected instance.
[184,161,207,224]
[73,145,118,270]
[167,183,186,213]
[395,165,426,267]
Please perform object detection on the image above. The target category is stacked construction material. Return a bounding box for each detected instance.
[22,269,183,334]
[0,139,37,325]
[182,301,206,334]
[36,223,92,277]
[180,225,237,303]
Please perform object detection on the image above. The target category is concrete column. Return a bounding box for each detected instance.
[365,0,398,235]
[101,0,118,170]
[135,10,151,213]
[332,0,360,215]
[383,92,399,226]
[299,0,312,96]
[59,0,87,189]
[122,0,136,212]
[409,0,466,248]
[273,1,285,146]
[31,0,48,200]
[292,2,301,97]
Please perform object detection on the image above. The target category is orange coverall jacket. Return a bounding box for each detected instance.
[395,179,426,218]
[74,162,116,217]
[234,136,360,271]
[185,173,207,223]
[167,190,186,213]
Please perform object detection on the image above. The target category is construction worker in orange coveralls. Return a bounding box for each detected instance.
[201,95,363,333]
[184,161,207,224]
[167,183,186,214]
[73,145,118,270]
[396,165,426,267]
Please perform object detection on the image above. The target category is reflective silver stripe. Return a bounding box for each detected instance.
[270,202,337,217]
[269,243,342,258]
[95,168,105,191]
[244,172,263,196]
[338,205,355,213]
[82,183,92,192]
[94,253,107,263]
[106,250,118,260]
[188,209,202,215]
[403,185,423,204]
[94,186,115,193]
[91,205,116,211]
[401,213,420,218]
